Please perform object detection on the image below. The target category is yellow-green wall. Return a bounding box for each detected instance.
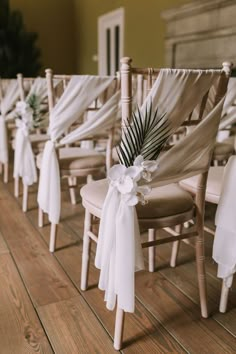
[74,0,190,74]
[10,0,77,74]
[9,0,191,74]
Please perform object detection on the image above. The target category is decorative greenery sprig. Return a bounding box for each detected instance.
[15,93,47,131]
[117,102,171,167]
[27,93,45,129]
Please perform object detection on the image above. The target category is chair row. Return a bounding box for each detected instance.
[0,58,235,350]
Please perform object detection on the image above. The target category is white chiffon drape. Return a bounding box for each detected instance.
[37,75,116,224]
[0,80,19,164]
[13,78,48,186]
[94,69,225,313]
[213,156,236,288]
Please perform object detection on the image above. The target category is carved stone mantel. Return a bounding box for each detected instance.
[162,0,236,68]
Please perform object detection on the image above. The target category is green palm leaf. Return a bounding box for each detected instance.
[117,102,171,167]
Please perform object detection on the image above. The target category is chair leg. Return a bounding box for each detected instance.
[81,209,92,291]
[14,177,20,197]
[219,279,231,313]
[38,208,44,227]
[148,229,156,272]
[68,176,77,205]
[22,184,28,212]
[194,172,208,318]
[170,224,183,268]
[3,163,8,183]
[195,235,208,318]
[49,223,58,253]
[114,307,125,351]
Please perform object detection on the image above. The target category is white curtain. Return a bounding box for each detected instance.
[95,68,225,313]
[0,79,20,164]
[37,75,115,224]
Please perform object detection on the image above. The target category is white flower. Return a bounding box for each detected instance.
[137,186,151,205]
[109,164,142,206]
[16,101,29,114]
[134,155,159,181]
[108,155,159,206]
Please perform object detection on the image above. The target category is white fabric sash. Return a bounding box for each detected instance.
[0,115,8,163]
[95,184,144,312]
[60,90,120,145]
[0,79,19,163]
[13,78,47,186]
[95,69,225,313]
[14,124,37,185]
[38,75,115,223]
[213,156,236,287]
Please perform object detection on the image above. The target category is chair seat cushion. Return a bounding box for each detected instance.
[213,142,234,160]
[36,147,105,171]
[81,179,194,219]
[180,167,224,204]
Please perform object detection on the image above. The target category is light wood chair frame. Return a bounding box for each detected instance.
[80,57,231,350]
[172,168,233,314]
[39,69,119,253]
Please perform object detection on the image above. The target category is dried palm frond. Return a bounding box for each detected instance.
[117,102,171,167]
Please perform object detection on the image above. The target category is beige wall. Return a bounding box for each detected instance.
[74,0,190,74]
[10,0,77,74]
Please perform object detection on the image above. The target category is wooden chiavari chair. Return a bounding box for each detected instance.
[80,57,231,350]
[37,69,120,252]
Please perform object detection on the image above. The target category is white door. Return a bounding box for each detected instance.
[98,8,124,76]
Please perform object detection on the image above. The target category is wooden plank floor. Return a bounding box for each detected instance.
[0,171,236,353]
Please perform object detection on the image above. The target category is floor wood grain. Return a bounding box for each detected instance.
[0,231,9,255]
[0,254,53,354]
[1,172,236,353]
[38,296,117,354]
[0,185,78,308]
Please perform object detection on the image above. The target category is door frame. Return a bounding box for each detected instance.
[98,7,125,75]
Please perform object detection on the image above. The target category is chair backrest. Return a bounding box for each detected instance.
[46,69,119,122]
[16,74,50,134]
[17,74,35,101]
[120,57,232,206]
[120,57,231,128]
[45,69,120,170]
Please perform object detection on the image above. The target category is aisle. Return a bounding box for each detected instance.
[0,177,235,353]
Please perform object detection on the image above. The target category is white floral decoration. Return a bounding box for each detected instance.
[108,155,158,206]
